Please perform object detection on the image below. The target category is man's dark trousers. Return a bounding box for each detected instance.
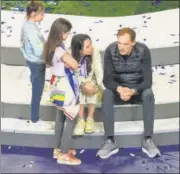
[102,88,155,139]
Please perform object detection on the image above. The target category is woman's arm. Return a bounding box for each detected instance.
[92,47,105,89]
[61,52,79,70]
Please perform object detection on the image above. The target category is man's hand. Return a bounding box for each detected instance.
[81,81,97,96]
[117,86,136,101]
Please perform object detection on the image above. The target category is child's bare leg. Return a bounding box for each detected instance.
[87,104,95,118]
[74,104,86,135]
[79,104,85,118]
[85,103,96,134]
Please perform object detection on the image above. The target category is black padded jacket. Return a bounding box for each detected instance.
[103,41,152,93]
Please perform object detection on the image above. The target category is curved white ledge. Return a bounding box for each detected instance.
[1,9,179,50]
[1,64,179,105]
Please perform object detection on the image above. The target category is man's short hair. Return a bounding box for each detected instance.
[117,28,136,42]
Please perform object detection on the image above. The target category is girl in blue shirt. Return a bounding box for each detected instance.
[20,1,50,128]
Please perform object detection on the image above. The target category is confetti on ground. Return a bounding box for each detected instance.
[130,153,135,157]
[164,166,171,170]
[27,164,33,168]
[8,146,11,150]
[1,9,178,52]
[22,164,26,168]
[142,160,146,166]
[80,149,85,154]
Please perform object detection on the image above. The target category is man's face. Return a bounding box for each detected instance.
[117,33,135,55]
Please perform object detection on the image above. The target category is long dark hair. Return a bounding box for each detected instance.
[71,34,92,74]
[43,18,72,66]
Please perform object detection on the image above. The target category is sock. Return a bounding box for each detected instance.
[107,136,115,143]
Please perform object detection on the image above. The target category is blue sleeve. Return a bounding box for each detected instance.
[26,25,45,58]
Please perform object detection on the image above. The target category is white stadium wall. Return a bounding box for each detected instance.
[1,8,179,148]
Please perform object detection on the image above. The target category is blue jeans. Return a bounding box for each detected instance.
[26,60,45,122]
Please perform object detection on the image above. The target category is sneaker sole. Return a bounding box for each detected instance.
[85,131,95,134]
[73,133,85,136]
[57,160,81,165]
[97,148,119,159]
[53,152,77,159]
[73,131,85,136]
[142,147,161,158]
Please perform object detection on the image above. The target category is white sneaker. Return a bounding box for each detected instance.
[73,117,85,136]
[27,120,53,130]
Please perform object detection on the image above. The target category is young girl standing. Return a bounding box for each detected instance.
[20,1,51,128]
[43,18,81,165]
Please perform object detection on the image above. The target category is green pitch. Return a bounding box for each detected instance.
[1,1,179,17]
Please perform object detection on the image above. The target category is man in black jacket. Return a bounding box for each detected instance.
[97,28,161,159]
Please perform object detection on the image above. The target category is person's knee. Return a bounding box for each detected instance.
[142,88,154,101]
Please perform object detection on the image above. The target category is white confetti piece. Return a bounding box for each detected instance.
[1,9,179,51]
[80,149,85,154]
[130,153,135,157]
[28,164,33,168]
[8,146,11,149]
